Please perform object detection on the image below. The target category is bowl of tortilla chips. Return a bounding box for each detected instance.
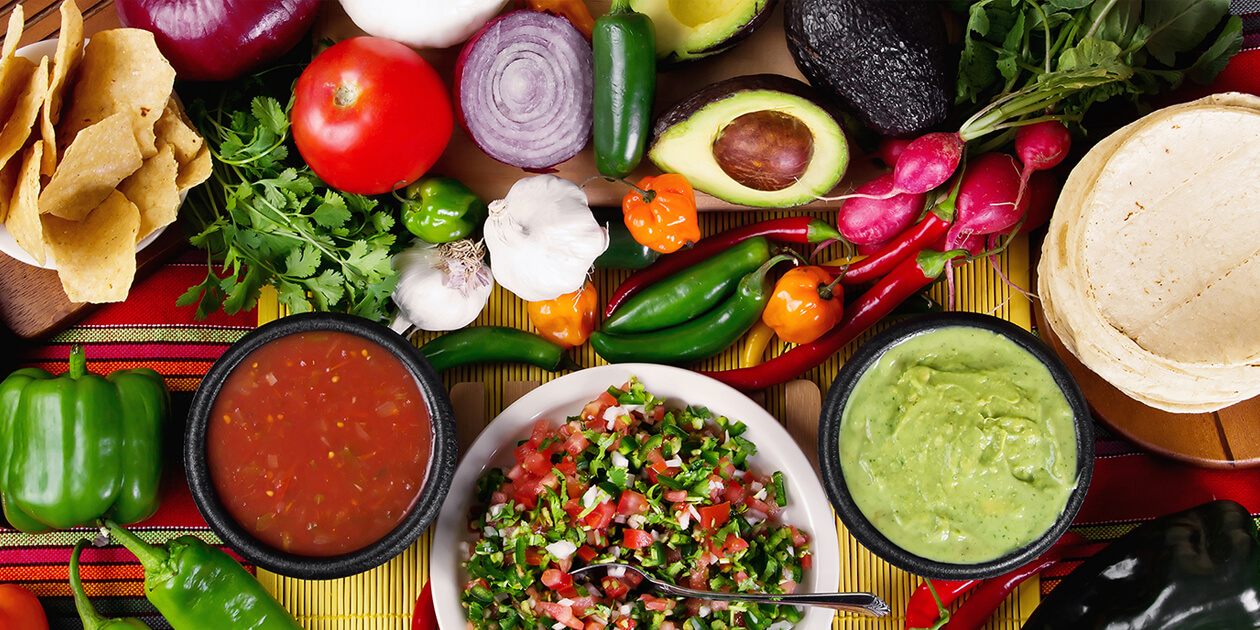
[0,1,210,303]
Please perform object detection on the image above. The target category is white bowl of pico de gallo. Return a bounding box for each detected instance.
[430,364,841,630]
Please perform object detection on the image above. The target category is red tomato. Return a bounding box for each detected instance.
[697,502,731,529]
[622,528,653,549]
[292,37,453,195]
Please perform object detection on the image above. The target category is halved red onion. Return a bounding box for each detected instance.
[455,11,593,170]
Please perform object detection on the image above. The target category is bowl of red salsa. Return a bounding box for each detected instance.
[186,312,457,579]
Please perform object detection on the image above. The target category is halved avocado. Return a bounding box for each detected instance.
[627,0,777,66]
[648,74,848,208]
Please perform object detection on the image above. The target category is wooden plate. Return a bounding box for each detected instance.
[1033,303,1260,469]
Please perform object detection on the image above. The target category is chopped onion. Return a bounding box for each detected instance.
[455,11,593,169]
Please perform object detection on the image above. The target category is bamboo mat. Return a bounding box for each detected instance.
[253,209,1034,630]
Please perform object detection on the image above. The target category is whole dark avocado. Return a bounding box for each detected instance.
[784,0,952,138]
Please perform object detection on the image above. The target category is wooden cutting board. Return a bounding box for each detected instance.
[1033,303,1260,469]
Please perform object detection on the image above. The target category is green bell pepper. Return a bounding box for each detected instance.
[0,345,168,533]
[71,540,152,629]
[401,176,488,243]
[106,521,302,630]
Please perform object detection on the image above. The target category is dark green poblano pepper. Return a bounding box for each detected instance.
[1023,499,1260,630]
[71,539,152,629]
[105,521,302,630]
[401,176,488,243]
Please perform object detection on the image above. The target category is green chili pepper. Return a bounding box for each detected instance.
[0,345,168,533]
[419,326,581,373]
[590,254,793,364]
[602,237,773,334]
[593,208,660,270]
[401,176,488,243]
[71,540,152,629]
[593,0,656,178]
[104,520,302,630]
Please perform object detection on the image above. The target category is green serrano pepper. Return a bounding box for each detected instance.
[105,521,301,630]
[593,207,660,270]
[71,540,152,629]
[590,254,793,365]
[593,0,656,178]
[419,326,581,373]
[602,236,772,333]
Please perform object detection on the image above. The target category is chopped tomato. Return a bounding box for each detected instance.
[537,602,584,630]
[723,534,749,554]
[799,551,812,570]
[525,547,548,565]
[696,502,730,529]
[639,594,675,612]
[555,460,578,476]
[651,405,665,423]
[790,525,809,546]
[582,501,616,530]
[663,489,688,503]
[528,418,552,447]
[602,576,629,599]
[520,448,553,478]
[622,528,652,549]
[564,432,589,457]
[616,489,649,516]
[614,617,636,630]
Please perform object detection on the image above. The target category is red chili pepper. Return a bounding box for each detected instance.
[905,579,981,629]
[412,582,437,630]
[700,248,963,390]
[824,209,952,286]
[940,557,1056,630]
[604,217,842,318]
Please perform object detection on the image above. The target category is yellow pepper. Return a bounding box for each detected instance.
[761,266,844,345]
[527,281,599,348]
[740,320,777,368]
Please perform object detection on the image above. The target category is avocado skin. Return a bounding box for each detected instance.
[784,0,952,138]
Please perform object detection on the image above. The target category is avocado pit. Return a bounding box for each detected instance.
[713,110,814,192]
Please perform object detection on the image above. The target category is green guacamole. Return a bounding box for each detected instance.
[839,326,1077,564]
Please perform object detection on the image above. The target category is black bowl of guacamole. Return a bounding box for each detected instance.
[818,312,1093,580]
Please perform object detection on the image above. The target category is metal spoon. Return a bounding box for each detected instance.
[568,562,891,617]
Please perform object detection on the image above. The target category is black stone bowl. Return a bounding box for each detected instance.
[818,312,1093,580]
[185,312,457,580]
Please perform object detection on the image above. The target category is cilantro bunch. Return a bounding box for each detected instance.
[950,0,1242,141]
[178,74,401,323]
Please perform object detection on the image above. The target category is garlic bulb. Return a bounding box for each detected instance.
[391,239,493,332]
[484,175,609,301]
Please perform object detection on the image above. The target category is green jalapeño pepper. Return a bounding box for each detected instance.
[0,345,168,533]
[602,236,772,333]
[419,326,582,373]
[106,521,302,630]
[401,176,488,243]
[1023,499,1260,630]
[593,0,656,178]
[71,540,152,629]
[590,254,794,365]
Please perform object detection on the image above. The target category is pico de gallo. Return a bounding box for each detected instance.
[461,378,812,630]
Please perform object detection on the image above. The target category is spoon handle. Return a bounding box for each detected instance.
[653,582,891,617]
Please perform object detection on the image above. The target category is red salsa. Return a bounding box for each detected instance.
[207,330,432,557]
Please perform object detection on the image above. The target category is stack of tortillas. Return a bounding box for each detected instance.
[1039,92,1260,413]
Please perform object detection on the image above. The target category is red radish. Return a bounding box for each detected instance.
[876,137,913,167]
[947,152,1029,246]
[893,132,965,194]
[1018,170,1058,234]
[856,239,890,256]
[1015,120,1071,172]
[836,172,927,245]
[1011,120,1070,214]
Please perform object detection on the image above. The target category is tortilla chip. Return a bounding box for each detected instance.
[176,144,211,192]
[39,111,143,221]
[43,189,139,303]
[2,4,24,58]
[40,0,85,176]
[59,28,174,159]
[5,142,45,265]
[154,98,203,166]
[0,55,48,173]
[119,143,180,241]
[0,156,19,222]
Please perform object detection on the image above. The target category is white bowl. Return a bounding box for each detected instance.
[431,364,842,630]
[0,38,171,270]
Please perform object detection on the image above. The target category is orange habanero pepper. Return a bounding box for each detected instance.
[527,281,599,348]
[762,265,844,345]
[621,174,701,254]
[526,0,595,38]
[0,584,48,630]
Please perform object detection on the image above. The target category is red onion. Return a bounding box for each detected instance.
[455,11,593,170]
[115,0,320,82]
